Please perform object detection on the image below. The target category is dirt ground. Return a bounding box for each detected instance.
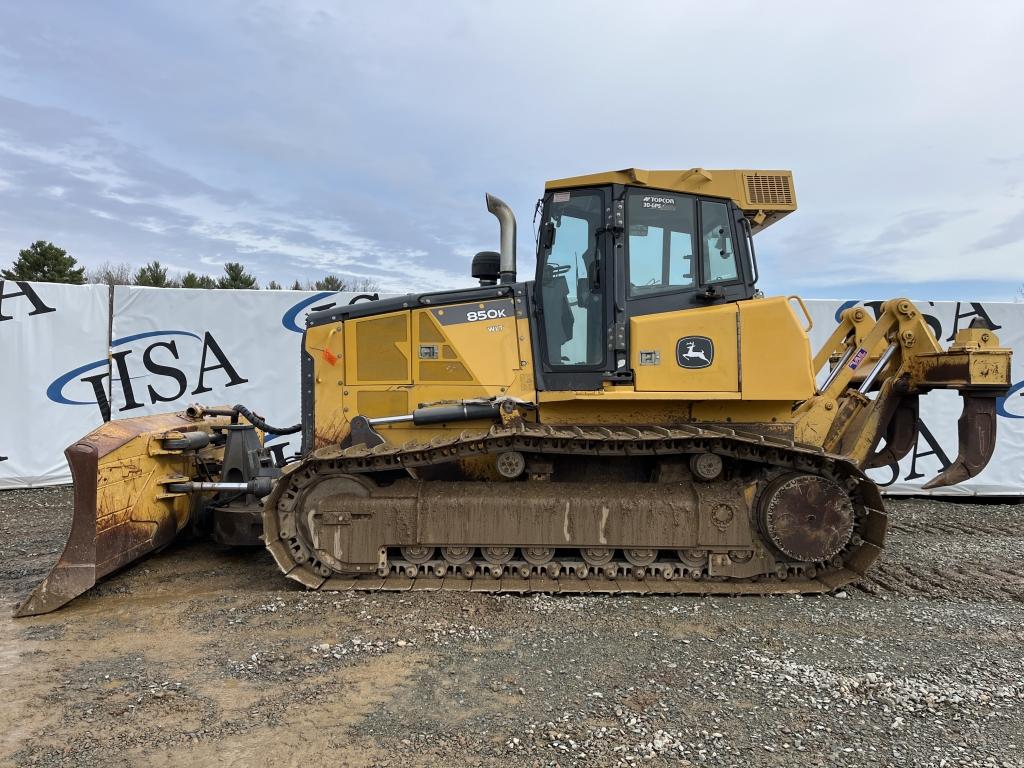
[2,487,1023,768]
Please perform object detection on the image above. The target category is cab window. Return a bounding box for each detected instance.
[626,191,696,297]
[538,190,605,367]
[700,200,738,283]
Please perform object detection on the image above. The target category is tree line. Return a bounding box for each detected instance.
[1,240,379,292]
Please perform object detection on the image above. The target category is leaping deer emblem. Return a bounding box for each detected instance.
[681,341,709,363]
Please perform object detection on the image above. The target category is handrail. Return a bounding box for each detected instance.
[788,295,813,332]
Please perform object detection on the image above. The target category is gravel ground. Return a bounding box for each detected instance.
[1,486,1023,767]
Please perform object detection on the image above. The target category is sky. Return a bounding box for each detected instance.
[0,1,1022,299]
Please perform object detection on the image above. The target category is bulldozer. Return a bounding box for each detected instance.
[15,167,1013,616]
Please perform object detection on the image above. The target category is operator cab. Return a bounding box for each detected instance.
[533,180,760,391]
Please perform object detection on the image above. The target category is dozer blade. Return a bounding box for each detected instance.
[14,412,216,617]
[922,393,999,490]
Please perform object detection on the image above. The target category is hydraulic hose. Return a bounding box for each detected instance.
[231,404,302,435]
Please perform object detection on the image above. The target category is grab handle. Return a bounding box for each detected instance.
[788,295,813,332]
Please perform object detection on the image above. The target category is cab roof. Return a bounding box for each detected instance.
[545,168,797,232]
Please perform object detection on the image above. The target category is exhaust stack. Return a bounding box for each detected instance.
[485,193,517,284]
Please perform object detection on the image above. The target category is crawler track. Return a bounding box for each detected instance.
[262,423,888,595]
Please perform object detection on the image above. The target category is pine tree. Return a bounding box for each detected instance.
[217,262,258,289]
[267,280,282,290]
[2,241,85,284]
[290,280,305,290]
[133,260,176,287]
[181,271,217,289]
[314,274,346,291]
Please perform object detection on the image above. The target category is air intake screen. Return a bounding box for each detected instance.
[744,174,794,206]
[356,315,409,382]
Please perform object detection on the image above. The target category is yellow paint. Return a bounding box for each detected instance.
[738,297,815,401]
[631,303,739,392]
[414,306,521,386]
[345,312,411,384]
[536,397,794,426]
[301,277,1011,486]
[75,413,234,556]
[306,298,539,446]
[545,168,797,232]
[307,323,347,444]
[355,390,409,418]
[539,389,743,402]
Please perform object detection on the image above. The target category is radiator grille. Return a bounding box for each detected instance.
[744,174,794,206]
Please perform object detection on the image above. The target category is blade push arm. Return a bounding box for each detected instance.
[798,299,1011,489]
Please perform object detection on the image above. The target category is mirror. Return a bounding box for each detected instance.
[715,227,728,258]
[542,221,557,250]
[576,277,589,306]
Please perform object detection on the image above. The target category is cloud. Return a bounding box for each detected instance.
[867,209,959,248]
[0,2,1023,298]
[0,96,470,291]
[974,211,1024,250]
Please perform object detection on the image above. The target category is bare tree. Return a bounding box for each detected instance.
[87,261,133,286]
[348,277,380,293]
[308,275,381,292]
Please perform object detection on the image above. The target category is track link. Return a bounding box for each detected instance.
[262,423,888,595]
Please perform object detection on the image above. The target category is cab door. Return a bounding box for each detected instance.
[533,187,613,391]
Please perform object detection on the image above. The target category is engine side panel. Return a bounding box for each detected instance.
[304,299,536,449]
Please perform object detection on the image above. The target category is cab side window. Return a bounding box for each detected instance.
[700,200,738,283]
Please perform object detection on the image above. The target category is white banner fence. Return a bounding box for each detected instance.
[2,280,1021,495]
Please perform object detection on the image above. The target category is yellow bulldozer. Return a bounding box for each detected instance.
[15,168,1012,616]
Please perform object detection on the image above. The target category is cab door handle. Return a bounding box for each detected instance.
[695,285,723,303]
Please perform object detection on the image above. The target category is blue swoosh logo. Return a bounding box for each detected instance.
[834,300,859,323]
[997,380,1024,420]
[47,330,204,405]
[281,292,335,333]
[46,358,110,405]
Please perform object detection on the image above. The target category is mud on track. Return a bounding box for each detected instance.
[2,487,1024,767]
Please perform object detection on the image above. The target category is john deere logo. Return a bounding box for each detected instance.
[676,336,714,369]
